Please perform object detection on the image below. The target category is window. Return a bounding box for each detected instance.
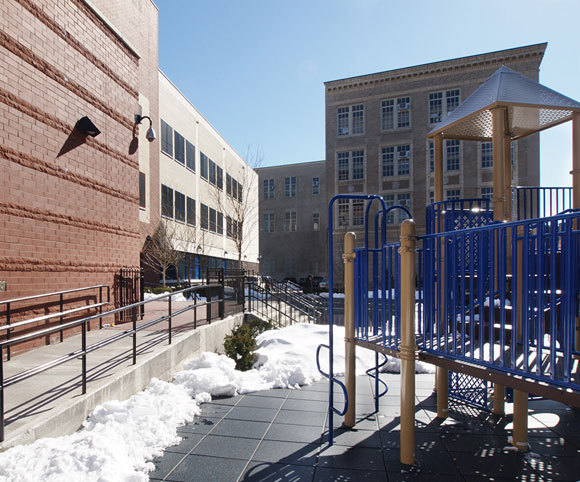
[217,212,223,235]
[285,176,296,197]
[201,204,208,229]
[175,191,185,222]
[161,120,173,156]
[337,150,364,181]
[384,194,395,224]
[397,97,411,128]
[382,96,411,130]
[232,220,239,240]
[174,131,185,165]
[429,141,434,173]
[337,104,364,136]
[429,89,460,124]
[446,140,460,171]
[226,216,232,237]
[382,147,394,177]
[217,166,223,190]
[238,183,243,203]
[285,210,297,232]
[481,187,493,200]
[481,142,493,168]
[209,208,217,232]
[186,197,195,225]
[352,150,364,180]
[139,172,146,208]
[209,159,216,185]
[264,212,275,232]
[312,212,320,231]
[312,177,320,195]
[352,200,364,226]
[381,99,394,130]
[232,178,238,200]
[161,184,173,218]
[397,193,411,223]
[429,191,434,204]
[338,199,349,226]
[227,174,233,196]
[263,178,274,199]
[186,140,195,171]
[200,152,209,180]
[337,152,349,181]
[397,145,411,176]
[446,189,461,201]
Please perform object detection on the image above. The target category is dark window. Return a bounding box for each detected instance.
[186,197,195,225]
[227,216,232,237]
[209,160,216,185]
[226,174,232,195]
[174,131,185,165]
[238,183,243,203]
[232,178,238,200]
[201,204,209,229]
[200,152,209,179]
[209,208,217,232]
[186,141,195,171]
[175,191,185,222]
[161,184,173,218]
[139,172,146,208]
[217,212,223,234]
[161,120,173,157]
[217,166,223,190]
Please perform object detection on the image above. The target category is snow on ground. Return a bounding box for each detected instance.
[0,323,431,482]
[144,291,206,303]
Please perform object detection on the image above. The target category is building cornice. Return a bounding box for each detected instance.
[325,43,547,93]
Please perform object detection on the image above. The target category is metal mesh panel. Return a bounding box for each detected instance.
[449,371,491,411]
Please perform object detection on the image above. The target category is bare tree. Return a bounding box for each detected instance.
[214,147,261,269]
[141,220,183,287]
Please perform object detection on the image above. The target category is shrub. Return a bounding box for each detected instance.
[223,317,273,371]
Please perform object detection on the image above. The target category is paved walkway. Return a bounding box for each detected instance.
[150,374,580,481]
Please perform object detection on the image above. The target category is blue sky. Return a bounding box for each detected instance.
[158,0,579,186]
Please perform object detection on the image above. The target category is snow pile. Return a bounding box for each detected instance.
[144,291,205,303]
[0,323,432,481]
[0,379,199,482]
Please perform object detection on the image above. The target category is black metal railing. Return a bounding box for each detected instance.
[0,285,110,361]
[0,279,237,442]
[118,268,144,322]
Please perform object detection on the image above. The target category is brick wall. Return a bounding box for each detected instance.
[0,0,158,353]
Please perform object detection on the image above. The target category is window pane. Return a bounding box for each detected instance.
[201,204,208,229]
[186,197,195,225]
[200,152,209,179]
[352,151,364,180]
[161,120,173,156]
[175,191,185,222]
[186,141,195,171]
[337,152,349,181]
[217,166,223,190]
[382,147,394,177]
[217,212,223,234]
[209,160,216,185]
[446,89,460,114]
[338,199,349,226]
[227,174,232,196]
[209,208,217,232]
[381,99,394,130]
[174,131,185,165]
[446,140,460,171]
[429,92,442,124]
[397,97,410,128]
[139,172,146,208]
[161,184,173,218]
[481,142,493,168]
[337,107,349,136]
[352,200,364,226]
[312,212,320,231]
[312,177,320,195]
[352,104,364,134]
[429,141,434,173]
[397,145,410,176]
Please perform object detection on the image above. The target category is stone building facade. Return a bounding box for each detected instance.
[257,161,327,281]
[325,43,545,270]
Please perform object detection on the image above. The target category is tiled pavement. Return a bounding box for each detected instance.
[150,374,580,481]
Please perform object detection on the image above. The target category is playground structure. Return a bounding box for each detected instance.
[320,66,580,465]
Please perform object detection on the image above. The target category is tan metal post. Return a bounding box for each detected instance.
[491,107,507,415]
[504,134,513,222]
[343,232,356,428]
[512,388,529,451]
[573,113,580,352]
[433,135,448,413]
[399,219,417,465]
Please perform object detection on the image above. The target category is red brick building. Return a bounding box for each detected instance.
[0,0,159,302]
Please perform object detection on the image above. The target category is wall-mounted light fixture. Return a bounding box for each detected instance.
[75,116,100,137]
[197,245,202,253]
[134,114,156,142]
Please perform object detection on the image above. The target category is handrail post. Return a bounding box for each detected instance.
[81,320,87,394]
[59,293,64,342]
[194,290,198,329]
[399,219,417,466]
[343,232,356,428]
[132,305,137,365]
[99,286,103,329]
[6,303,10,361]
[168,294,172,345]
[219,269,225,319]
[0,347,4,442]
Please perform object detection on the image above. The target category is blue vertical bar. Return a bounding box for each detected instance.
[522,224,530,373]
[511,226,518,369]
[549,220,557,380]
[469,231,475,360]
[537,221,544,376]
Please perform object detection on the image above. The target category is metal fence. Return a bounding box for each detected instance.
[513,186,573,220]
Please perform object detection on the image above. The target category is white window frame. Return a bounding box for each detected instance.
[381,96,411,131]
[263,211,275,232]
[285,210,297,232]
[446,140,461,172]
[429,89,460,124]
[337,104,364,136]
[285,176,296,197]
[337,150,365,181]
[481,142,493,169]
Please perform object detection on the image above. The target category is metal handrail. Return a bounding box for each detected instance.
[0,281,228,442]
[0,285,109,306]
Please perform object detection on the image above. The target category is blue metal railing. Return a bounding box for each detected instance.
[513,186,573,221]
[419,211,580,391]
[425,198,493,235]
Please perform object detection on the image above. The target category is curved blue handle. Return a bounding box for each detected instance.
[365,353,390,399]
[316,344,349,416]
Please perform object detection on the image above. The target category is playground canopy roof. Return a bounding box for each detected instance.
[427,66,580,142]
